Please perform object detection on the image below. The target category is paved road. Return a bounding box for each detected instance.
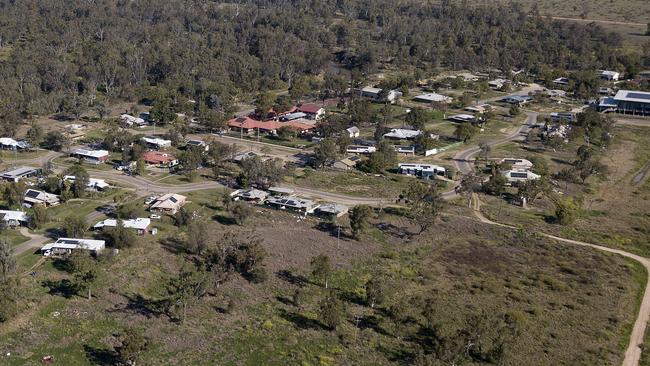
[469,193,650,366]
[615,118,650,128]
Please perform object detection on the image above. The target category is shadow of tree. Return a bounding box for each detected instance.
[83,344,119,366]
[276,269,308,287]
[278,308,325,330]
[51,257,73,273]
[42,279,76,298]
[115,293,171,320]
[212,214,237,226]
[159,236,187,255]
[312,222,353,241]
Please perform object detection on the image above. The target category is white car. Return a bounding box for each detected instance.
[150,214,161,220]
[144,196,157,205]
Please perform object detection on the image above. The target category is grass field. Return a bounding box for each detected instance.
[0,199,643,365]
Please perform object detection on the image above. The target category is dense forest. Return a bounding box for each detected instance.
[0,0,647,122]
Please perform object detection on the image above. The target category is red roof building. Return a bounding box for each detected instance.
[228,116,315,135]
[297,103,325,120]
[142,151,179,168]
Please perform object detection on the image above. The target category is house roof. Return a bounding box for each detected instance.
[42,238,105,252]
[72,148,109,158]
[316,203,349,215]
[266,196,317,210]
[383,129,421,139]
[93,218,151,230]
[0,138,29,149]
[141,136,171,147]
[23,189,59,204]
[63,175,110,189]
[231,188,268,200]
[398,163,446,173]
[0,210,29,222]
[121,114,147,125]
[414,93,452,102]
[1,166,39,178]
[614,90,650,104]
[150,193,186,210]
[268,186,295,195]
[346,126,360,134]
[143,151,177,164]
[362,86,382,94]
[297,104,323,114]
[448,114,475,122]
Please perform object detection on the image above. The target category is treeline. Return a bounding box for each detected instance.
[0,0,645,124]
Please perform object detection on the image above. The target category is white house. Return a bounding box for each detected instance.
[63,175,110,191]
[360,87,402,103]
[186,139,209,152]
[488,79,508,89]
[346,145,376,154]
[383,129,421,140]
[149,193,187,214]
[70,148,110,165]
[0,166,41,182]
[599,70,620,81]
[93,218,151,235]
[0,210,29,227]
[230,188,269,203]
[447,114,476,123]
[121,114,148,127]
[498,158,533,170]
[502,169,540,183]
[41,238,105,256]
[141,136,172,150]
[0,138,29,150]
[398,163,446,179]
[345,126,360,138]
[413,93,452,104]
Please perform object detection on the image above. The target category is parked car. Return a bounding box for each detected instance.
[144,196,157,205]
[150,214,161,220]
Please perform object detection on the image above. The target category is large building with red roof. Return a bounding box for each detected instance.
[228,116,316,135]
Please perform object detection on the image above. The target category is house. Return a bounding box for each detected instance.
[23,189,60,207]
[41,238,105,257]
[230,188,269,203]
[599,70,620,81]
[314,203,349,218]
[398,163,446,179]
[121,114,149,127]
[464,104,491,114]
[141,136,172,150]
[413,93,452,104]
[346,126,360,138]
[232,151,259,163]
[498,158,533,170]
[149,193,186,214]
[265,196,318,215]
[332,156,360,170]
[383,129,421,140]
[394,145,415,155]
[280,112,308,121]
[0,138,29,150]
[549,112,576,123]
[503,169,540,183]
[597,96,618,112]
[93,218,151,235]
[359,87,402,103]
[142,151,179,170]
[63,175,110,191]
[552,77,570,86]
[0,166,41,182]
[346,145,376,154]
[488,79,508,89]
[447,114,476,123]
[502,95,532,105]
[612,90,650,115]
[186,139,209,152]
[70,148,110,165]
[0,210,29,228]
[598,87,613,96]
[297,104,326,120]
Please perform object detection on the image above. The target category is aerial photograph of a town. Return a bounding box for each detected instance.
[0,1,649,365]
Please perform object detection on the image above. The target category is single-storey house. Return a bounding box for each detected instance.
[186,139,209,152]
[280,112,308,122]
[394,145,415,155]
[71,148,110,165]
[447,114,476,123]
[0,166,41,182]
[142,151,179,170]
[268,187,295,196]
[0,210,29,228]
[93,218,151,235]
[332,156,360,170]
[122,114,149,127]
[230,188,269,203]
[346,145,376,154]
[314,203,349,218]
[141,136,172,150]
[502,95,532,105]
[265,196,318,215]
[232,151,259,163]
[359,87,402,104]
[149,193,187,214]
[0,138,29,150]
[383,129,421,140]
[23,189,60,207]
[503,169,540,183]
[599,70,620,81]
[398,163,446,179]
[413,93,452,104]
[597,96,618,112]
[63,175,110,191]
[464,104,491,114]
[345,126,360,138]
[488,79,508,89]
[41,238,105,257]
[549,112,576,123]
[612,90,650,115]
[498,158,533,170]
[297,104,326,120]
